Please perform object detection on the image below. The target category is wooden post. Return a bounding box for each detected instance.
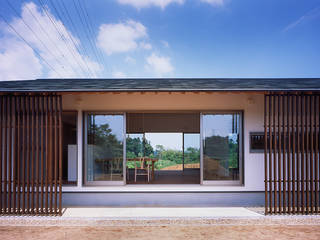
[40,96,44,213]
[3,96,8,213]
[49,95,53,213]
[315,94,318,214]
[282,94,286,213]
[54,95,58,214]
[0,96,3,213]
[310,95,314,213]
[58,95,63,215]
[8,96,12,213]
[278,95,282,213]
[35,97,40,214]
[291,95,295,213]
[12,96,16,214]
[45,95,49,213]
[268,95,273,214]
[296,95,300,213]
[31,96,35,214]
[264,95,268,214]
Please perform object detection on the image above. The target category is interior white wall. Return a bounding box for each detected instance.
[62,92,265,192]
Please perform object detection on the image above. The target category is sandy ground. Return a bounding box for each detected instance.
[1,213,320,240]
[161,163,200,170]
[0,208,319,240]
[1,224,320,240]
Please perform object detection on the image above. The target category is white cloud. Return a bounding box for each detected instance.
[117,0,184,9]
[112,71,127,78]
[161,40,169,48]
[125,56,136,64]
[200,0,225,6]
[0,2,102,80]
[139,41,152,50]
[145,52,173,76]
[0,37,42,80]
[97,20,149,55]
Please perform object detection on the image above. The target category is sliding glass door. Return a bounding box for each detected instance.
[82,111,242,186]
[84,113,125,185]
[201,112,243,185]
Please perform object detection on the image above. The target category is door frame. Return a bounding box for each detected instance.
[200,110,244,186]
[83,111,126,186]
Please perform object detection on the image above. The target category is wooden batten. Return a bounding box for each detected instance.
[265,93,320,214]
[0,94,62,216]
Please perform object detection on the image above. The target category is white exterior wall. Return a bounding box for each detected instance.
[62,92,265,192]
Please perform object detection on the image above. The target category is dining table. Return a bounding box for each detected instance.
[127,157,158,181]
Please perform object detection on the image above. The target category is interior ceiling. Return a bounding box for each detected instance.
[126,113,200,133]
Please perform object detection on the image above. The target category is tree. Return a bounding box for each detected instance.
[89,123,123,159]
[126,135,154,158]
[184,147,200,164]
[126,137,143,157]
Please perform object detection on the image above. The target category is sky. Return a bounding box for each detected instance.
[130,133,200,151]
[0,0,319,81]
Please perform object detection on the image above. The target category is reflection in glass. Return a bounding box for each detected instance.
[62,112,77,186]
[85,114,124,182]
[203,113,241,181]
[183,133,200,169]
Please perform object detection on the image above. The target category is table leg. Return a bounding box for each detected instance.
[152,162,155,181]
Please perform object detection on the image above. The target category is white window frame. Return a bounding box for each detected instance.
[83,111,126,186]
[200,111,244,186]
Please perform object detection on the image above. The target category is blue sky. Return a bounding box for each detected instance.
[129,133,200,151]
[0,0,319,80]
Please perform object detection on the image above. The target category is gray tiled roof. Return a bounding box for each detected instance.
[0,78,320,92]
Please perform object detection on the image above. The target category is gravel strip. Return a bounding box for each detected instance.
[1,215,320,227]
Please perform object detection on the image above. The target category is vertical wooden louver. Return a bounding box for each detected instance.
[265,93,320,214]
[0,94,62,215]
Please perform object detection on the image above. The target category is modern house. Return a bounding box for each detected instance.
[0,78,319,215]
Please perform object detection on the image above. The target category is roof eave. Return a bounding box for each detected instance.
[0,88,320,93]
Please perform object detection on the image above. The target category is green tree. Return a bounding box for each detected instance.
[126,135,154,168]
[184,147,200,164]
[126,135,154,158]
[228,138,239,169]
[126,137,143,157]
[89,123,123,159]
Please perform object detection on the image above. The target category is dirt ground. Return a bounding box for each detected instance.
[0,224,320,240]
[161,163,200,170]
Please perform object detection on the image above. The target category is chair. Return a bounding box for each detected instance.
[134,158,151,182]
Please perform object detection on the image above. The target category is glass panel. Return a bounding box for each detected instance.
[203,113,240,181]
[127,133,184,171]
[62,112,77,186]
[146,133,182,171]
[126,133,145,169]
[85,114,124,182]
[183,133,200,169]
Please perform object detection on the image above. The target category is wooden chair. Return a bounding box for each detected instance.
[134,158,151,182]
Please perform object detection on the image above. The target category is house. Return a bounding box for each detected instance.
[0,78,319,215]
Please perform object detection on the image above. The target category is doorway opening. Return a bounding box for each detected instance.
[126,113,200,184]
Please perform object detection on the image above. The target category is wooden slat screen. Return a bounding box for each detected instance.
[0,94,62,215]
[265,93,320,214]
